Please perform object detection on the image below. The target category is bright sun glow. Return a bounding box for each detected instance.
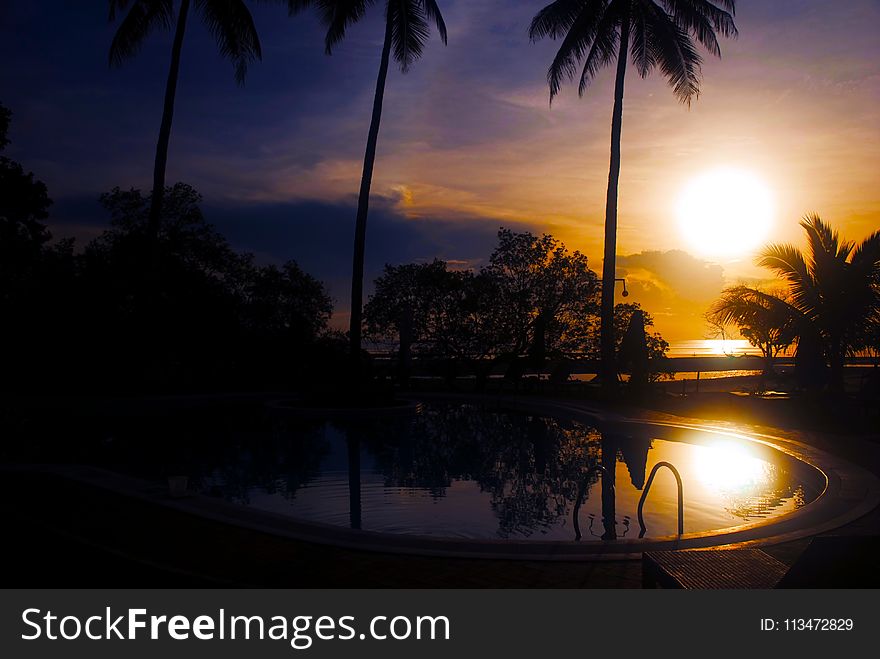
[692,441,769,492]
[704,339,752,355]
[676,168,775,258]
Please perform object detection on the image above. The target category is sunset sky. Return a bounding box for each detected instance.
[2,1,878,340]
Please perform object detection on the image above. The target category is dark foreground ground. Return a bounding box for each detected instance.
[2,385,879,588]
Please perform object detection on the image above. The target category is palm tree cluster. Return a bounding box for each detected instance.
[108,0,739,384]
[708,214,880,391]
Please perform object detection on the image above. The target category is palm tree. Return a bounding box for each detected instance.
[529,0,737,387]
[758,214,880,391]
[297,1,447,369]
[109,0,263,239]
[706,285,796,375]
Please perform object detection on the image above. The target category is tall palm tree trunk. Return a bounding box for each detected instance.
[599,20,630,389]
[147,0,191,240]
[348,14,393,372]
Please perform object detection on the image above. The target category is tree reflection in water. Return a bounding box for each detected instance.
[352,404,654,539]
[188,416,331,505]
[145,403,810,540]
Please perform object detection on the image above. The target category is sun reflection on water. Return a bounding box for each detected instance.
[691,441,769,493]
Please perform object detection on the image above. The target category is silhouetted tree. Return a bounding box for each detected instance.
[758,214,880,391]
[0,104,10,150]
[241,261,333,345]
[364,260,487,360]
[108,0,263,239]
[529,0,737,389]
[365,230,605,367]
[612,302,669,381]
[0,104,77,389]
[79,183,333,389]
[706,285,796,375]
[0,104,53,295]
[485,229,599,359]
[364,260,507,389]
[297,0,447,370]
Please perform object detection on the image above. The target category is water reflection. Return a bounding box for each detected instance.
[157,403,815,541]
[692,441,770,492]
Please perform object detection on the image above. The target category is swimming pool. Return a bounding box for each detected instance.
[185,400,822,542]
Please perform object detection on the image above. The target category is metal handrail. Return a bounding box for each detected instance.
[573,464,613,541]
[637,461,683,538]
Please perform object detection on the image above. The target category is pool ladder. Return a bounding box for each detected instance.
[637,461,683,538]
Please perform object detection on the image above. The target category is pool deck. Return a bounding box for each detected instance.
[3,394,879,588]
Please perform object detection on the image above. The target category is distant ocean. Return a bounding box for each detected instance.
[667,339,771,358]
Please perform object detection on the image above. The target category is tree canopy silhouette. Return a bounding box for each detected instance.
[1,104,75,390]
[529,0,737,390]
[78,183,334,388]
[706,285,796,375]
[0,116,336,395]
[364,229,669,385]
[0,104,11,150]
[757,214,880,391]
[0,104,53,274]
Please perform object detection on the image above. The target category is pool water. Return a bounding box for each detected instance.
[182,403,818,541]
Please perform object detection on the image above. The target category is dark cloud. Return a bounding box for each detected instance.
[48,193,534,317]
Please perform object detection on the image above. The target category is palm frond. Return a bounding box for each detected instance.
[641,1,702,104]
[630,3,655,78]
[318,0,374,54]
[799,214,853,312]
[531,0,734,104]
[531,1,610,100]
[801,212,853,262]
[423,0,447,45]
[850,228,880,279]
[577,3,623,96]
[529,0,594,41]
[265,0,314,15]
[758,242,821,319]
[709,287,784,323]
[388,0,430,71]
[109,0,175,67]
[196,0,263,84]
[109,0,133,21]
[662,0,737,55]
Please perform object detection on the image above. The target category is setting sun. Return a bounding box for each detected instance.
[676,168,775,259]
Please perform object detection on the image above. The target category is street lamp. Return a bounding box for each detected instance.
[615,278,629,297]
